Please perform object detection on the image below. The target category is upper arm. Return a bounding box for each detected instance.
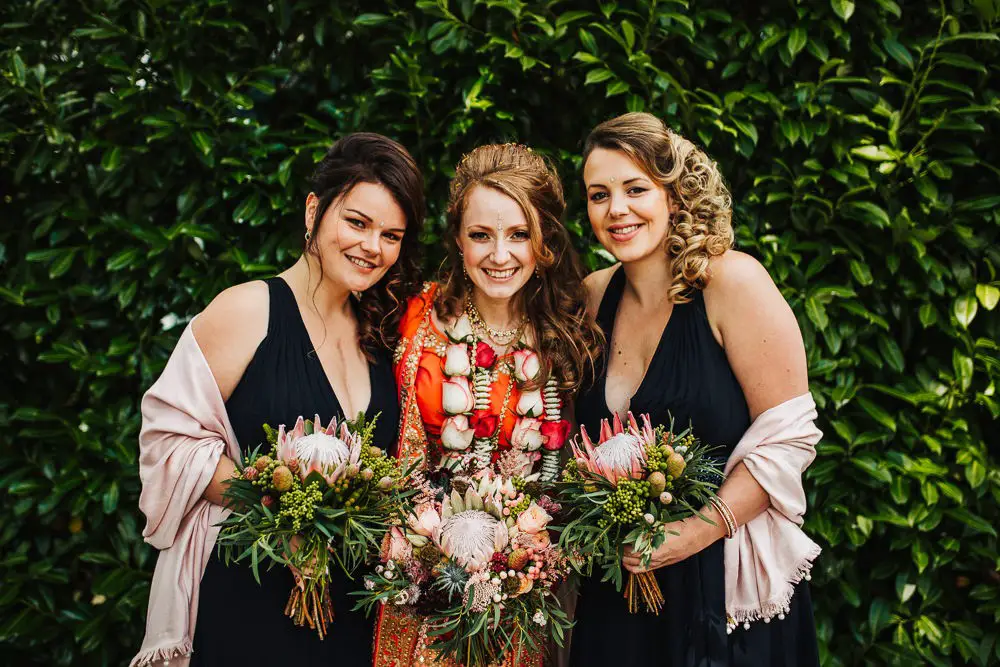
[582,264,620,316]
[703,251,808,420]
[191,281,269,402]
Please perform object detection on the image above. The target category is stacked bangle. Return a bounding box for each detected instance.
[709,496,738,539]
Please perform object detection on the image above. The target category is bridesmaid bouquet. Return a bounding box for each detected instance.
[354,468,572,666]
[558,412,722,613]
[216,414,407,638]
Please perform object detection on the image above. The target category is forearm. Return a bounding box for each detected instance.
[202,454,238,506]
[687,462,771,548]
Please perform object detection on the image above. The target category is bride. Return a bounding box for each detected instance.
[373,143,602,666]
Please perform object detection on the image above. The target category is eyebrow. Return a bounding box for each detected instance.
[588,177,649,189]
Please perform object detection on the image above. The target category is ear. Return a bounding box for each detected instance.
[305,192,319,234]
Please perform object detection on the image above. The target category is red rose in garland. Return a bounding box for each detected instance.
[470,409,499,439]
[474,341,498,368]
[540,419,571,451]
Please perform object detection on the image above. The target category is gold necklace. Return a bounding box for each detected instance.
[465,300,526,345]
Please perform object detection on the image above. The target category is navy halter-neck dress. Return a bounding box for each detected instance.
[190,277,399,666]
[570,267,818,667]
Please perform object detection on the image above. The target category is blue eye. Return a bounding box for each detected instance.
[589,192,608,202]
[469,231,490,241]
[347,218,365,228]
[628,187,647,195]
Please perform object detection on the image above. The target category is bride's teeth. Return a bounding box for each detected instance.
[484,268,517,279]
[348,256,374,269]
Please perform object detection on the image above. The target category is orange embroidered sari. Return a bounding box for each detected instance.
[373,283,542,667]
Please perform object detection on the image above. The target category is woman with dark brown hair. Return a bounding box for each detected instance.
[132,132,425,666]
[570,112,820,666]
[372,143,603,667]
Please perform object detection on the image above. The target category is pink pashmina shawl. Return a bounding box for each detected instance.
[130,322,240,667]
[722,392,823,629]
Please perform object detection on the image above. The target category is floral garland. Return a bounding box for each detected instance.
[438,313,570,481]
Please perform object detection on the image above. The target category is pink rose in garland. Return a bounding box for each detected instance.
[511,417,545,451]
[441,415,475,451]
[442,376,474,415]
[512,348,541,382]
[443,344,472,377]
[516,388,544,418]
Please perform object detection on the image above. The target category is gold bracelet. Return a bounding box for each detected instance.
[709,496,737,539]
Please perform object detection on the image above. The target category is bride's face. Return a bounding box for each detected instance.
[455,185,537,304]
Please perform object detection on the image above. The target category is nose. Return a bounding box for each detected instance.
[608,192,629,218]
[360,227,381,255]
[492,236,511,264]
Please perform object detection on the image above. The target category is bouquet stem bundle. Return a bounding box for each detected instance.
[624,571,664,614]
[285,580,335,639]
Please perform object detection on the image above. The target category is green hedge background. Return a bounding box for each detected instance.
[2,0,998,664]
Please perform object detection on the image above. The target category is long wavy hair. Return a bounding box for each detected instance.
[306,133,425,355]
[583,112,733,302]
[436,144,603,393]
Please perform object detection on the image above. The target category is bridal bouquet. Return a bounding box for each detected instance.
[559,412,722,613]
[216,414,406,638]
[354,469,571,666]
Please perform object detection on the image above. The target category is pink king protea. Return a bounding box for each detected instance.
[276,415,361,485]
[571,412,655,484]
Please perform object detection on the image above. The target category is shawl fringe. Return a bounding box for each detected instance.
[726,542,821,631]
[129,639,192,667]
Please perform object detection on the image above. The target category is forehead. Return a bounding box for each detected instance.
[462,185,527,226]
[583,147,648,185]
[339,181,407,229]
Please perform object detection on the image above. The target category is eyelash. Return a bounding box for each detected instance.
[589,187,647,202]
[469,231,529,241]
[349,218,402,243]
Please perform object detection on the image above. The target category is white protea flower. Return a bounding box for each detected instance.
[439,509,508,571]
[276,415,361,484]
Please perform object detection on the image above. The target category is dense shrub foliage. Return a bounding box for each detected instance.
[1,1,998,665]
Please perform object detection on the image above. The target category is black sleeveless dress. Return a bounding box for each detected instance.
[191,277,399,666]
[570,268,818,667]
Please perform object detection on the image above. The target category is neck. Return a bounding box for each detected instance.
[470,289,522,330]
[284,255,354,320]
[620,251,673,308]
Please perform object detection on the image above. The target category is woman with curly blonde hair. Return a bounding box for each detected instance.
[373,143,603,667]
[570,113,820,666]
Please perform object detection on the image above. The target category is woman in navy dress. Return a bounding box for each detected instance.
[570,113,819,666]
[187,133,424,665]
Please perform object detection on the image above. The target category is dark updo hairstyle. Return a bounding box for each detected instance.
[306,132,425,353]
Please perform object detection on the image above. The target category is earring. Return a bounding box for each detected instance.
[304,230,312,242]
[535,268,541,279]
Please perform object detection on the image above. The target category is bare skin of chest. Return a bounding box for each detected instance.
[604,299,673,416]
[302,312,371,418]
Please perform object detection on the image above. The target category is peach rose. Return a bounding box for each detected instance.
[515,501,552,534]
[512,349,541,382]
[515,389,544,418]
[511,417,545,452]
[443,343,472,377]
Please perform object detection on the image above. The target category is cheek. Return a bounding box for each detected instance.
[382,243,403,267]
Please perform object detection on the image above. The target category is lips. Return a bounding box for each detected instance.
[482,267,518,280]
[607,222,644,242]
[346,255,377,270]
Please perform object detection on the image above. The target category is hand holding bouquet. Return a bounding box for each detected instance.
[216,414,405,638]
[355,469,571,666]
[559,412,721,613]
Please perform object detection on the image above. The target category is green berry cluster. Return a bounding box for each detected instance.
[561,459,581,482]
[278,481,322,531]
[600,479,649,526]
[512,477,527,492]
[360,445,396,483]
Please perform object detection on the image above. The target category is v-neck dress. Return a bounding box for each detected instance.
[570,267,818,667]
[190,277,399,666]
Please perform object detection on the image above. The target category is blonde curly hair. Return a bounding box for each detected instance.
[583,112,733,303]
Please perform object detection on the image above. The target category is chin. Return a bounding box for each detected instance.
[472,280,530,302]
[600,236,663,265]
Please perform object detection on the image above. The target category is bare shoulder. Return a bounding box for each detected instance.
[702,250,807,418]
[192,280,270,400]
[704,250,775,297]
[582,264,620,315]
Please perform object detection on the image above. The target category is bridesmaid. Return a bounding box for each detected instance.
[570,113,820,666]
[132,133,424,666]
